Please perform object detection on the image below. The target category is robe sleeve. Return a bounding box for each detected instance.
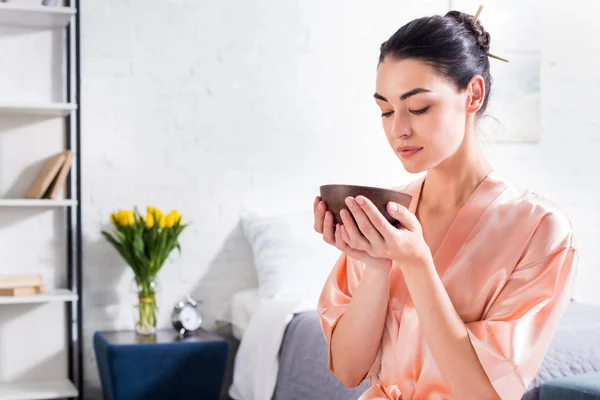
[464,212,578,399]
[317,253,381,377]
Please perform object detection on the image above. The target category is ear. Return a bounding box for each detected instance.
[465,75,485,114]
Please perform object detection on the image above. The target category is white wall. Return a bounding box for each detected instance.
[483,1,600,306]
[79,0,452,392]
[0,0,596,396]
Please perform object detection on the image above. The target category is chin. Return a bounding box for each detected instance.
[399,159,427,174]
[397,149,443,174]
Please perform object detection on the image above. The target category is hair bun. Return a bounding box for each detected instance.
[445,10,491,53]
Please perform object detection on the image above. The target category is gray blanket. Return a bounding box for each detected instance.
[272,301,600,400]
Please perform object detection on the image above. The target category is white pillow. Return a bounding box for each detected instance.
[240,208,342,301]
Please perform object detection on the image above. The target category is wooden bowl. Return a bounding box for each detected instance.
[319,184,412,228]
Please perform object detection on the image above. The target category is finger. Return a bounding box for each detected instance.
[340,224,351,244]
[340,208,371,250]
[387,202,421,233]
[341,225,370,258]
[345,197,384,246]
[355,195,395,238]
[313,199,326,233]
[336,224,362,257]
[340,226,385,266]
[313,196,321,213]
[322,211,335,244]
[334,223,347,250]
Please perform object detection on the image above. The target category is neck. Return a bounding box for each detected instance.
[420,127,493,211]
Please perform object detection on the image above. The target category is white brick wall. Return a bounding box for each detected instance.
[80,1,452,392]
[0,0,593,396]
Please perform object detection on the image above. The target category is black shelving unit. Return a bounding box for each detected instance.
[0,1,82,399]
[65,0,83,398]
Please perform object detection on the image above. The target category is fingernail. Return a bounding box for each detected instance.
[345,197,355,208]
[389,202,399,213]
[340,209,347,218]
[355,196,365,205]
[317,202,323,212]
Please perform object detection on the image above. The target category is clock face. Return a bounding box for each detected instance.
[179,305,202,331]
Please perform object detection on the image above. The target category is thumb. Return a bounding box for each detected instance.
[387,202,420,232]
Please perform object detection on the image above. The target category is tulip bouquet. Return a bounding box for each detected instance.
[102,206,188,334]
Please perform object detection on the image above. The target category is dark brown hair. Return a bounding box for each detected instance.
[378,11,492,115]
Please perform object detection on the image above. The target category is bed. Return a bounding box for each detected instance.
[228,293,600,400]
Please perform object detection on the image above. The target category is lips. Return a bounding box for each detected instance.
[396,146,423,159]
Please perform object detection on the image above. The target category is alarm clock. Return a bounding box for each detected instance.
[171,295,203,336]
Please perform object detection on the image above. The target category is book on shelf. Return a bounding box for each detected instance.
[0,285,46,296]
[0,273,45,296]
[24,150,74,200]
[46,149,74,199]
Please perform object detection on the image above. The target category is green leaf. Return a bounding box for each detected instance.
[102,231,138,273]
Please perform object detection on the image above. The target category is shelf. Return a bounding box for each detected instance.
[0,379,78,400]
[0,0,82,398]
[0,102,76,117]
[0,289,78,305]
[0,4,75,29]
[0,199,77,207]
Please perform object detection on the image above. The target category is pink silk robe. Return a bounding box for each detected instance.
[317,172,578,400]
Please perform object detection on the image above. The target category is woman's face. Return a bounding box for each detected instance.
[374,58,481,174]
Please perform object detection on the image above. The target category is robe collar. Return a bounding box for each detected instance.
[402,171,508,277]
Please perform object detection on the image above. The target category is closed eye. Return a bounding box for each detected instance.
[409,106,430,115]
[381,111,393,118]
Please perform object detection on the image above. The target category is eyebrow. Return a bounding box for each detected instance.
[373,88,432,102]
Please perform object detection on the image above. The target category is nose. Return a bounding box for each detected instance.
[391,113,411,139]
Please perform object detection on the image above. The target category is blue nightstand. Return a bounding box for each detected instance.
[93,329,229,400]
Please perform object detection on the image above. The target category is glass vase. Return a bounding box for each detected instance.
[130,276,159,335]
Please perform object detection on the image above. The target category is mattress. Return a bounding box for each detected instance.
[272,301,600,400]
[523,301,600,399]
[230,287,261,340]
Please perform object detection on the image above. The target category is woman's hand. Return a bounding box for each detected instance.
[339,195,432,270]
[314,196,392,270]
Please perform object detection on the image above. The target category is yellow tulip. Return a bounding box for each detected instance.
[120,210,134,226]
[116,211,125,225]
[110,209,135,227]
[117,210,126,226]
[154,207,163,219]
[158,214,168,229]
[168,210,181,225]
[147,206,160,217]
[145,213,155,228]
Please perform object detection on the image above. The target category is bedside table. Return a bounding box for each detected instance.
[93,329,229,400]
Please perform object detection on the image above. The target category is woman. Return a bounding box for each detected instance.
[313,9,578,400]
